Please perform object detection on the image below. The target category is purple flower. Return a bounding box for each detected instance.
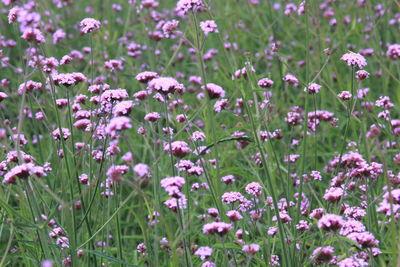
[310,246,335,264]
[52,72,87,87]
[18,80,42,95]
[337,257,368,267]
[245,182,263,197]
[8,7,19,24]
[323,187,345,202]
[383,188,400,204]
[317,214,344,231]
[202,222,232,236]
[162,20,180,38]
[283,73,299,86]
[21,28,45,43]
[113,101,135,116]
[200,20,218,35]
[56,236,70,248]
[203,83,226,99]
[176,0,204,14]
[134,163,151,179]
[221,191,246,204]
[214,99,228,112]
[355,70,369,80]
[136,243,147,256]
[338,91,352,100]
[346,231,379,248]
[106,165,129,182]
[221,175,235,184]
[305,83,322,94]
[148,77,184,95]
[160,176,185,197]
[164,141,192,158]
[194,246,212,260]
[242,243,260,255]
[136,71,158,83]
[387,44,400,60]
[105,117,132,138]
[341,51,367,69]
[201,261,216,267]
[80,18,101,34]
[53,29,66,44]
[258,78,274,88]
[144,112,161,122]
[226,210,243,221]
[52,128,71,140]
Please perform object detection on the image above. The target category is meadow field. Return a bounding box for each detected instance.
[0,0,400,266]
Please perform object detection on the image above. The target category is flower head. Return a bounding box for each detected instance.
[311,246,335,264]
[387,44,400,60]
[245,182,263,197]
[305,83,321,94]
[341,51,367,69]
[105,117,132,138]
[356,70,369,80]
[21,28,45,43]
[317,214,344,231]
[258,78,274,88]
[80,18,101,34]
[176,0,204,14]
[52,128,71,140]
[148,77,184,95]
[194,246,212,260]
[8,7,19,24]
[203,83,225,99]
[52,72,87,87]
[164,141,191,158]
[242,244,260,255]
[202,222,232,236]
[200,20,218,35]
[107,165,129,182]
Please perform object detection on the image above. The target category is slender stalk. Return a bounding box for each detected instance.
[190,9,223,213]
[24,180,53,260]
[47,75,78,265]
[162,101,191,267]
[13,44,53,260]
[333,67,355,176]
[239,86,290,267]
[115,183,124,266]
[312,94,318,170]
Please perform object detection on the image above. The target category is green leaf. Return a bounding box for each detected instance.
[212,242,242,250]
[83,250,139,266]
[0,198,16,219]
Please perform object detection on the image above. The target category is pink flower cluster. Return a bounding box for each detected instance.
[161,176,187,211]
[80,18,101,34]
[340,51,367,69]
[200,20,218,35]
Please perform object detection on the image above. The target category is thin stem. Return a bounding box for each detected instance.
[162,100,191,267]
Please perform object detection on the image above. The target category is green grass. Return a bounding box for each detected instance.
[0,0,399,266]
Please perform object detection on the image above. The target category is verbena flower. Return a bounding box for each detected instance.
[317,214,344,231]
[340,51,367,69]
[80,18,101,34]
[194,246,212,260]
[200,20,218,35]
[176,0,204,14]
[202,222,232,236]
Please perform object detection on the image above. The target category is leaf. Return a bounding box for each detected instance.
[330,235,362,250]
[0,198,16,219]
[83,250,139,266]
[212,242,242,250]
[13,239,60,249]
[197,136,253,156]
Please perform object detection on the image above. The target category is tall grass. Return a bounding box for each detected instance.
[0,0,399,266]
